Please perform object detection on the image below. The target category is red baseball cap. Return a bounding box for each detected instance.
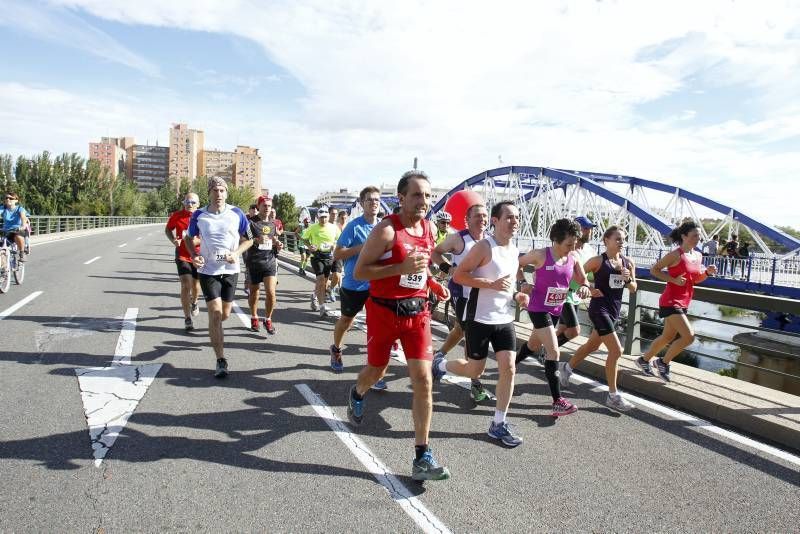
[256,195,272,206]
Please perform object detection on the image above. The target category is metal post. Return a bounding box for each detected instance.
[770,257,777,289]
[624,288,641,355]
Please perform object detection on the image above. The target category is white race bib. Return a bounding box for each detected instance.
[214,249,228,263]
[544,287,568,307]
[609,274,626,289]
[319,242,333,252]
[258,239,273,251]
[399,271,426,289]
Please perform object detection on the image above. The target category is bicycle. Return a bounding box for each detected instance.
[0,230,25,293]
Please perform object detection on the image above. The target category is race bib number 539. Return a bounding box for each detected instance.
[400,271,426,289]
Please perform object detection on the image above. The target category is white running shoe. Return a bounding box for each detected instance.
[606,393,634,412]
[558,362,572,388]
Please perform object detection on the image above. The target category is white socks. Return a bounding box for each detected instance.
[493,410,506,424]
[436,359,448,374]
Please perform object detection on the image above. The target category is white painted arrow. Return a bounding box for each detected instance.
[75,308,161,466]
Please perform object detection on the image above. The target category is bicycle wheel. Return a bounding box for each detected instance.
[13,253,24,285]
[0,249,10,293]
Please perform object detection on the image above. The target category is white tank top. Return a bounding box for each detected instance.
[451,230,478,298]
[463,236,519,324]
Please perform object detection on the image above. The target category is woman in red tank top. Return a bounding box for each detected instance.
[635,221,717,383]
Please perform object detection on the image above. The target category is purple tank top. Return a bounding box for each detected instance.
[527,247,575,315]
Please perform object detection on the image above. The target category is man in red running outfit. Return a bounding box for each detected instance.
[165,192,201,331]
[347,170,451,482]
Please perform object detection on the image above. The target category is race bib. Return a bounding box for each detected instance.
[400,271,426,289]
[609,274,626,289]
[258,239,273,251]
[214,249,228,263]
[319,242,333,252]
[544,286,568,307]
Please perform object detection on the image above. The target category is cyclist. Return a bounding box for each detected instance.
[1,192,30,262]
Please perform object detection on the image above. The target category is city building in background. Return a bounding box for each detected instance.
[200,149,235,182]
[233,145,262,193]
[88,136,133,177]
[314,188,359,208]
[126,143,170,192]
[168,123,204,186]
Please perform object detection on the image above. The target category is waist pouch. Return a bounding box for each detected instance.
[371,296,428,317]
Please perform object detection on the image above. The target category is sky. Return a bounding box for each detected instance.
[0,0,798,226]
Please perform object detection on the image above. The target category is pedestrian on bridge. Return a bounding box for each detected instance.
[559,226,637,411]
[517,218,591,417]
[348,170,451,482]
[186,177,254,378]
[636,220,716,383]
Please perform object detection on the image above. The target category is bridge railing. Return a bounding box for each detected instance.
[280,232,301,252]
[29,216,167,236]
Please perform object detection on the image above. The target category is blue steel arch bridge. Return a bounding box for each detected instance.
[429,166,800,300]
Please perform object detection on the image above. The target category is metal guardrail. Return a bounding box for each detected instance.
[29,216,167,236]
[279,232,301,253]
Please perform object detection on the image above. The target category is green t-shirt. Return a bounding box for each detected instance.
[565,243,596,305]
[303,222,340,253]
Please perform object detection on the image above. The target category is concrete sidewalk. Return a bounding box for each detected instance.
[278,248,800,453]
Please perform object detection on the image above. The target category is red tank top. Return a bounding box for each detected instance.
[659,248,704,309]
[369,214,434,299]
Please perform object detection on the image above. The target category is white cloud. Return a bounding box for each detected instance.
[3,0,797,226]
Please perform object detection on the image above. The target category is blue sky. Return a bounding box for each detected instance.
[0,0,798,228]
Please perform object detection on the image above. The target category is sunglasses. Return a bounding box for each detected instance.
[5,196,16,200]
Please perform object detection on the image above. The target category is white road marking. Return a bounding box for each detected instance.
[554,364,800,467]
[75,307,162,466]
[84,256,101,265]
[0,291,43,321]
[232,301,250,329]
[118,243,127,248]
[295,384,452,534]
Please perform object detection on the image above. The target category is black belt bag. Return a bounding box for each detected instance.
[371,296,428,317]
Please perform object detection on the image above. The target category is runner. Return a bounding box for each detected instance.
[242,203,259,295]
[164,193,201,331]
[297,218,311,275]
[328,206,346,301]
[433,201,528,446]
[347,170,451,481]
[185,177,254,378]
[515,215,595,365]
[635,220,717,382]
[430,202,492,402]
[330,187,385,388]
[1,192,30,263]
[559,226,637,411]
[434,211,453,245]
[246,195,283,335]
[303,207,340,317]
[517,218,590,417]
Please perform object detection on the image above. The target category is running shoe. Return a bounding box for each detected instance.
[488,421,523,447]
[330,345,344,372]
[214,358,229,378]
[558,362,572,388]
[347,386,364,425]
[326,289,334,303]
[319,305,329,318]
[264,318,276,335]
[310,294,318,311]
[552,397,578,417]
[634,356,654,377]
[431,354,446,382]
[191,301,199,317]
[412,450,450,481]
[243,286,249,297]
[470,381,491,402]
[18,252,26,263]
[184,318,194,332]
[299,266,305,275]
[250,317,260,332]
[371,378,388,391]
[655,357,671,383]
[606,393,634,412]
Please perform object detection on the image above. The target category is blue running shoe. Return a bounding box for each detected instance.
[432,354,446,382]
[488,421,523,448]
[347,386,364,425]
[635,356,654,377]
[412,450,450,481]
[655,357,671,383]
[329,345,344,373]
[371,378,388,391]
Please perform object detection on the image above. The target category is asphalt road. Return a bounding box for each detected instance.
[0,226,797,532]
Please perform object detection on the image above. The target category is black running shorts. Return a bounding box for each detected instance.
[199,273,239,303]
[464,321,517,360]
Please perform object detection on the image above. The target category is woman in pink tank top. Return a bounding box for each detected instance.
[517,219,591,417]
[634,221,717,383]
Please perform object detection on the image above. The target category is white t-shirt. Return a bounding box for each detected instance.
[187,204,251,276]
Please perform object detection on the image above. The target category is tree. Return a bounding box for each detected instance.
[273,192,299,228]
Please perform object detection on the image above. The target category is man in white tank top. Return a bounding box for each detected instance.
[432,201,529,447]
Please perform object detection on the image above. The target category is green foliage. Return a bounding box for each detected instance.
[718,305,749,317]
[718,367,739,378]
[273,192,299,228]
